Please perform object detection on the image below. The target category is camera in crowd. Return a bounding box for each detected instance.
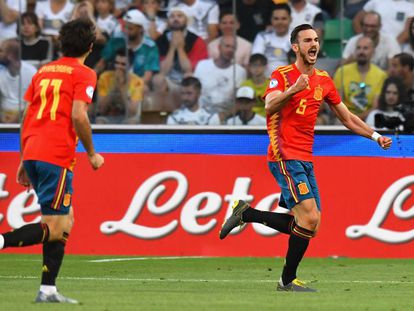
[374,102,414,133]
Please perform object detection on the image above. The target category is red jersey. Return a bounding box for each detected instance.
[22,57,96,170]
[263,64,341,162]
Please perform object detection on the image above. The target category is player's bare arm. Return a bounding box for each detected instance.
[330,102,392,150]
[72,100,104,170]
[265,74,309,115]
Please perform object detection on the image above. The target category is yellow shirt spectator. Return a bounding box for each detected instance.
[333,62,387,117]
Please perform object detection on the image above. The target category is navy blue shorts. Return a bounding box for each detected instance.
[268,160,321,211]
[23,160,73,215]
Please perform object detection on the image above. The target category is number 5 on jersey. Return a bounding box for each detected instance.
[36,79,63,120]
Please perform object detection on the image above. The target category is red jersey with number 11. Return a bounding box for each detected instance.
[22,57,96,170]
[263,64,341,162]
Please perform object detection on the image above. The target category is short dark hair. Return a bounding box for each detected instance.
[181,77,202,90]
[393,53,414,71]
[271,3,291,16]
[249,53,267,65]
[219,8,236,21]
[59,18,96,57]
[290,24,314,44]
[378,77,407,111]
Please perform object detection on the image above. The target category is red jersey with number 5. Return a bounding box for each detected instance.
[263,64,341,162]
[22,57,96,170]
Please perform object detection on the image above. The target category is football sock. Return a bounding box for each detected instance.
[41,232,68,286]
[39,285,57,295]
[2,223,49,248]
[281,224,314,286]
[242,208,294,234]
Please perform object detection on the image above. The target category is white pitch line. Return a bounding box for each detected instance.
[0,275,412,284]
[87,256,207,263]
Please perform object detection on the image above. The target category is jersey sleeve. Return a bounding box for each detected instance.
[323,77,342,106]
[73,67,97,104]
[262,69,286,100]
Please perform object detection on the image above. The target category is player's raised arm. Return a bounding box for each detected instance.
[265,74,309,115]
[72,100,104,170]
[330,102,392,149]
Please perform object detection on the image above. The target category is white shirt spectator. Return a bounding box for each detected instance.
[289,1,322,32]
[97,14,120,37]
[167,106,220,125]
[252,30,291,76]
[35,0,75,37]
[169,0,219,40]
[342,33,401,70]
[194,59,247,113]
[363,0,414,38]
[226,114,266,125]
[208,36,252,67]
[0,0,26,40]
[0,61,36,112]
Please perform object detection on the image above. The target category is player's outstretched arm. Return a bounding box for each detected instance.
[330,102,392,150]
[72,100,104,170]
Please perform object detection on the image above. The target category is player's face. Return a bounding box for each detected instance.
[271,9,291,36]
[385,83,399,106]
[181,85,200,108]
[295,29,319,65]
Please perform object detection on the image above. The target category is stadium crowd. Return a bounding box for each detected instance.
[0,0,413,129]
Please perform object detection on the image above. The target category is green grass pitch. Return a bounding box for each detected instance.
[0,254,413,310]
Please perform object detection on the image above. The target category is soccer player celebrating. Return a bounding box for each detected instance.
[220,24,392,292]
[0,18,104,303]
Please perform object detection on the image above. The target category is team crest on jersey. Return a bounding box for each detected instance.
[298,182,309,195]
[269,79,278,89]
[314,84,323,101]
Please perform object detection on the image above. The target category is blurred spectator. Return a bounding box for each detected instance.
[353,0,414,45]
[71,0,107,69]
[251,3,292,76]
[0,0,26,41]
[152,7,207,109]
[18,12,53,68]
[344,0,369,20]
[0,39,36,123]
[114,0,141,18]
[334,36,387,120]
[168,0,220,42]
[166,76,221,125]
[96,0,120,39]
[342,11,401,70]
[208,10,252,67]
[241,53,269,117]
[96,48,144,124]
[288,0,324,33]
[98,9,160,86]
[388,53,414,102]
[35,0,75,57]
[194,35,246,114]
[402,18,414,58]
[365,76,406,128]
[226,86,266,125]
[236,0,273,42]
[142,0,167,40]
